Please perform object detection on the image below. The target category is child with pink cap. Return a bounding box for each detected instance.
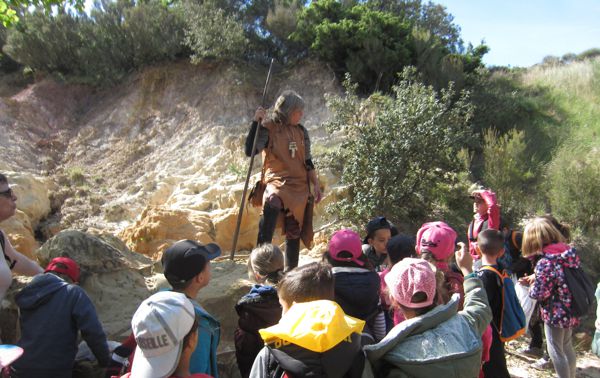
[363,249,492,378]
[468,189,501,259]
[323,229,385,343]
[416,221,465,309]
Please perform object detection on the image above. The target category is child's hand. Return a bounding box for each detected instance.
[518,274,535,286]
[455,242,473,276]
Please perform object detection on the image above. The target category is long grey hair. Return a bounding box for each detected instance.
[273,90,304,124]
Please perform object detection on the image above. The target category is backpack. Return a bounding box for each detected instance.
[563,266,597,318]
[481,266,526,342]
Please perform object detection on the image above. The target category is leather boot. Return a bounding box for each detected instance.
[257,203,280,245]
[285,238,300,271]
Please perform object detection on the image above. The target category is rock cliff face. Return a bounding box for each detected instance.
[0,59,340,258]
[0,59,339,376]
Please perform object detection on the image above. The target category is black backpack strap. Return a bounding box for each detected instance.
[468,220,476,241]
[1,230,16,270]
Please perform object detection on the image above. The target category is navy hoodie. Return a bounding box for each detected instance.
[12,273,109,378]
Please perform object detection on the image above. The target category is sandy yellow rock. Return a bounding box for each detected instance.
[119,206,215,260]
[0,210,38,259]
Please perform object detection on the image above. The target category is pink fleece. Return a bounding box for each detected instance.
[542,242,570,255]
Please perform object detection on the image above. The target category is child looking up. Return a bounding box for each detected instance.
[235,244,284,378]
[476,229,512,378]
[250,262,368,378]
[362,217,394,272]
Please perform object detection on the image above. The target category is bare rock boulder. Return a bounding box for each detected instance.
[119,206,214,260]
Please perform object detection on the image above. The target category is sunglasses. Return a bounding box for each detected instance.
[0,187,14,198]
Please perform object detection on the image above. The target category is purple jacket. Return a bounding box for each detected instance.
[529,243,580,328]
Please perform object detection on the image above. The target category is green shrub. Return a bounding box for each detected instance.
[324,68,474,228]
[547,143,600,233]
[4,0,186,84]
[182,0,247,63]
[577,48,600,61]
[481,128,540,226]
[4,10,87,76]
[292,0,413,92]
[0,24,20,72]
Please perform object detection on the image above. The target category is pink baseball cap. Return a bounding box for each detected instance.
[416,221,457,261]
[384,258,436,309]
[328,229,364,266]
[45,257,80,283]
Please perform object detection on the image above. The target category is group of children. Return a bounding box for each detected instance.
[1,188,585,378]
[231,188,583,378]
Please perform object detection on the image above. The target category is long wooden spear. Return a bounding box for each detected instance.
[230,58,275,260]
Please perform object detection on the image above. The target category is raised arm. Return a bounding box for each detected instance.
[245,107,269,157]
[455,242,492,335]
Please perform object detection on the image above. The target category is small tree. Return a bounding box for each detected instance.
[292,0,413,92]
[481,128,539,225]
[324,67,475,228]
[547,144,600,233]
[182,0,247,63]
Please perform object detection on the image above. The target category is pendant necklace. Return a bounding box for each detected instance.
[285,124,298,158]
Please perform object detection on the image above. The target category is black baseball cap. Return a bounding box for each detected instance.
[162,240,221,285]
[363,216,397,244]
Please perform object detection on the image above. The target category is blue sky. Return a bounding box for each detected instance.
[434,0,600,67]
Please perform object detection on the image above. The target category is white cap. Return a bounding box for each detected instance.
[130,291,196,378]
[0,345,23,368]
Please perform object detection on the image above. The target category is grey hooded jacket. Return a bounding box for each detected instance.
[363,277,492,378]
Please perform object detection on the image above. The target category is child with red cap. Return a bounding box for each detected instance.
[11,257,109,378]
[363,249,492,378]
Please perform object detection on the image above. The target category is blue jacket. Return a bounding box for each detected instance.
[190,299,221,377]
[12,273,109,378]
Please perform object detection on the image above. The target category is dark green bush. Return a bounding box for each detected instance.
[3,0,186,84]
[547,143,600,233]
[324,68,475,227]
[182,0,247,63]
[292,0,413,92]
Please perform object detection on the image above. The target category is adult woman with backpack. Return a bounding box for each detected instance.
[522,216,581,378]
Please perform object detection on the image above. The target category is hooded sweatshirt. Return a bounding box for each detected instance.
[529,243,581,328]
[249,300,367,378]
[235,285,282,378]
[12,273,109,378]
[363,277,492,378]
